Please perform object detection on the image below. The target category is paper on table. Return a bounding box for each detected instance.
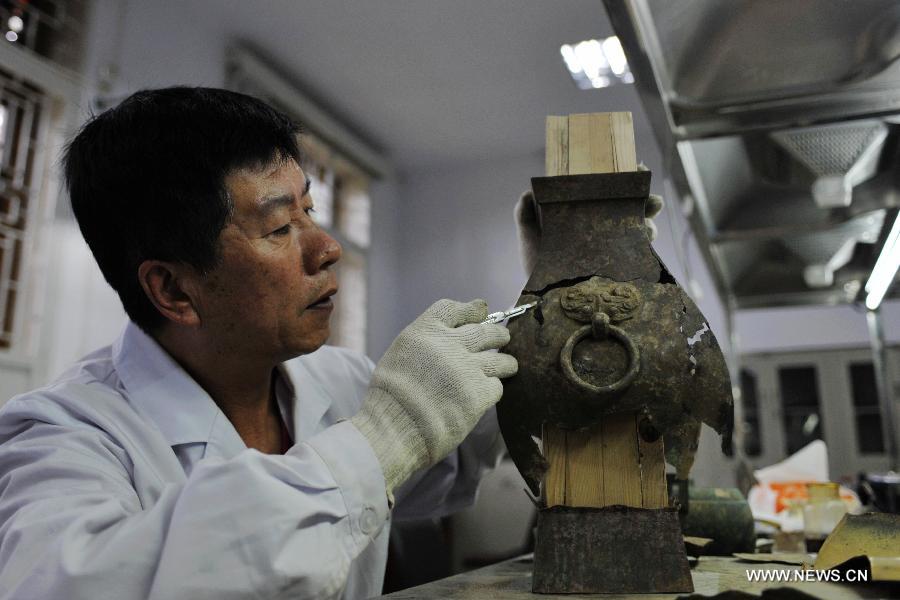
[755,440,829,483]
[747,441,861,530]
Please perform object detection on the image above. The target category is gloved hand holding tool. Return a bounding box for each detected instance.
[352,299,518,496]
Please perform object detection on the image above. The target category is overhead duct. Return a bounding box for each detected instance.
[796,212,885,288]
[604,0,900,309]
[770,121,888,209]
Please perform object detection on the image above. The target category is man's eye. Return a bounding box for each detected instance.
[269,224,291,236]
[304,207,316,216]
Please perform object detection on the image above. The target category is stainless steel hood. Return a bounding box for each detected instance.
[604,0,900,309]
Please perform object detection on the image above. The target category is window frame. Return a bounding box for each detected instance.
[0,39,82,396]
[740,345,900,482]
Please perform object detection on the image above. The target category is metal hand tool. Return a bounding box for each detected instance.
[481,301,538,325]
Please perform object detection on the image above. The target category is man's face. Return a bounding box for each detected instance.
[193,157,342,362]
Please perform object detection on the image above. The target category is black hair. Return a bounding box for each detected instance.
[63,87,302,333]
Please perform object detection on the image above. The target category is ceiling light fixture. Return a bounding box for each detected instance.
[560,36,633,90]
[864,211,900,310]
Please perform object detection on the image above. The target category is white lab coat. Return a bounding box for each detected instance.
[0,322,501,599]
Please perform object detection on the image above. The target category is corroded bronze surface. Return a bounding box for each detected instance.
[532,506,693,594]
[498,172,733,496]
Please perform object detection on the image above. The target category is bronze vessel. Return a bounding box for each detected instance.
[498,170,734,496]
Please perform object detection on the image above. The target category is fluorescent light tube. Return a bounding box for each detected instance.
[865,211,900,310]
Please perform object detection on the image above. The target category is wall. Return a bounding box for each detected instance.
[392,129,742,490]
[81,0,227,99]
[3,1,896,586]
[16,0,231,387]
[367,177,405,359]
[34,0,408,374]
[736,302,900,354]
[395,152,540,326]
[393,128,729,335]
[390,127,900,490]
[32,0,742,558]
[40,223,128,381]
[79,0,899,370]
[21,0,900,506]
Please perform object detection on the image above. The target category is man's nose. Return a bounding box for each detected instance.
[307,229,342,272]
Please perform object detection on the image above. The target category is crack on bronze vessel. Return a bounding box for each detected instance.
[497,171,734,497]
[658,269,677,285]
[532,303,545,325]
[522,274,593,297]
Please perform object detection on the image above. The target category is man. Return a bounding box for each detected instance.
[0,87,517,599]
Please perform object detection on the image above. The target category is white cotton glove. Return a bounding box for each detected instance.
[514,165,665,274]
[351,299,518,496]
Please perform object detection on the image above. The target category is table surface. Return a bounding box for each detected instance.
[380,554,899,599]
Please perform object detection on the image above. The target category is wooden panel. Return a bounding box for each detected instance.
[565,424,605,507]
[599,413,643,507]
[639,430,669,508]
[609,112,638,172]
[542,423,568,507]
[567,113,603,174]
[545,116,569,177]
[566,112,637,175]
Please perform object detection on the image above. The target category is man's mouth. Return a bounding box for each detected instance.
[307,288,337,309]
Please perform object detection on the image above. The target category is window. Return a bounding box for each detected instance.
[0,68,48,349]
[741,347,898,480]
[849,362,885,454]
[1,0,86,71]
[778,366,824,454]
[740,369,762,457]
[299,135,370,354]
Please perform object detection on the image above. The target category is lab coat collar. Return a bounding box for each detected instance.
[282,357,335,442]
[112,321,245,457]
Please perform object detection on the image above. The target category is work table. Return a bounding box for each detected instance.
[380,554,898,599]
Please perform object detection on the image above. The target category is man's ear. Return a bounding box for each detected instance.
[137,260,202,327]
